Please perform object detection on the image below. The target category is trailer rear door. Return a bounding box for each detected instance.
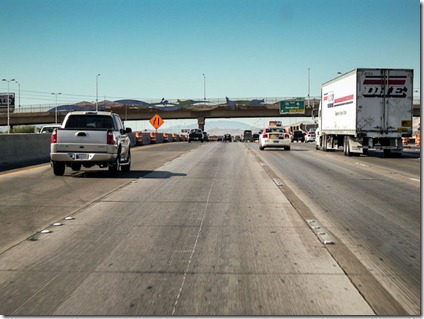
[357,69,413,136]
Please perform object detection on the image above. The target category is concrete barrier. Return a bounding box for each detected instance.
[0,134,51,167]
[0,132,183,170]
[140,132,151,145]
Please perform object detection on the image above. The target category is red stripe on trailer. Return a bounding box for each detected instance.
[334,94,354,104]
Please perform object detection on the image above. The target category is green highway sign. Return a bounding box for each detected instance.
[279,99,305,114]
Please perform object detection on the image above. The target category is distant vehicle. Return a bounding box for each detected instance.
[202,131,209,142]
[291,130,305,143]
[39,124,61,134]
[268,121,282,127]
[259,122,290,150]
[305,129,316,143]
[223,134,232,142]
[315,68,413,156]
[243,130,253,142]
[50,111,132,176]
[188,129,204,142]
[252,133,260,141]
[234,135,241,142]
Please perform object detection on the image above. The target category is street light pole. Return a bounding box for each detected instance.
[203,74,206,100]
[308,68,310,109]
[2,78,15,134]
[14,80,20,112]
[96,74,100,111]
[51,92,62,124]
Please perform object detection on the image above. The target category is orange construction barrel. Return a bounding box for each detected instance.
[402,137,408,145]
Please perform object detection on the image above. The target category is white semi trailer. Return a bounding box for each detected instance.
[315,68,413,157]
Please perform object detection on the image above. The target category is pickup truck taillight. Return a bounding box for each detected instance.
[51,128,58,143]
[107,129,114,145]
[263,133,268,138]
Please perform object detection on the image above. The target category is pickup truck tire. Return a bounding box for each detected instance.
[108,156,121,175]
[53,162,66,176]
[71,163,82,171]
[121,151,131,172]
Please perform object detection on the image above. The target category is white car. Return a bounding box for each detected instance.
[259,126,291,150]
[305,129,316,142]
[39,124,61,133]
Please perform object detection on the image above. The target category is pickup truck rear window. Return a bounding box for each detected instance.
[64,115,114,129]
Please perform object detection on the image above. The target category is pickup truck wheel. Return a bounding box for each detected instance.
[53,162,65,176]
[71,163,81,171]
[122,151,131,172]
[108,156,121,175]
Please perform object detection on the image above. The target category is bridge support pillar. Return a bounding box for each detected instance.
[197,117,205,131]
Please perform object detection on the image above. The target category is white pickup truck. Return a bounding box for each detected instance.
[50,111,132,176]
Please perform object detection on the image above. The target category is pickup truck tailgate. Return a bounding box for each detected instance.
[55,129,110,153]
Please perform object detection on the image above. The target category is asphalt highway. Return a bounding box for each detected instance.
[0,141,420,315]
[247,142,420,315]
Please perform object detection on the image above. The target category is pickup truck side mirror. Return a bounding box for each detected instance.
[125,127,132,133]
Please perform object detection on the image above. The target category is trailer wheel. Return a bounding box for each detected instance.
[322,135,327,152]
[344,137,352,156]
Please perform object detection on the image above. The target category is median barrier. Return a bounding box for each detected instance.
[142,132,151,145]
[0,131,182,170]
[128,133,137,147]
[0,134,51,167]
[156,133,164,143]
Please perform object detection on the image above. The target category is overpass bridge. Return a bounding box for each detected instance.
[0,97,420,131]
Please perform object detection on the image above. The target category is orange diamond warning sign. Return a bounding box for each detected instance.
[149,114,164,130]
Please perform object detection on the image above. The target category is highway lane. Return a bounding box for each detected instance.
[0,141,374,315]
[0,142,202,253]
[248,142,420,315]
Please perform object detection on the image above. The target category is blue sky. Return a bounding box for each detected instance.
[0,0,421,129]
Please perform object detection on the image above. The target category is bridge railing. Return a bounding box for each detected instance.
[6,96,421,114]
[9,97,319,113]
